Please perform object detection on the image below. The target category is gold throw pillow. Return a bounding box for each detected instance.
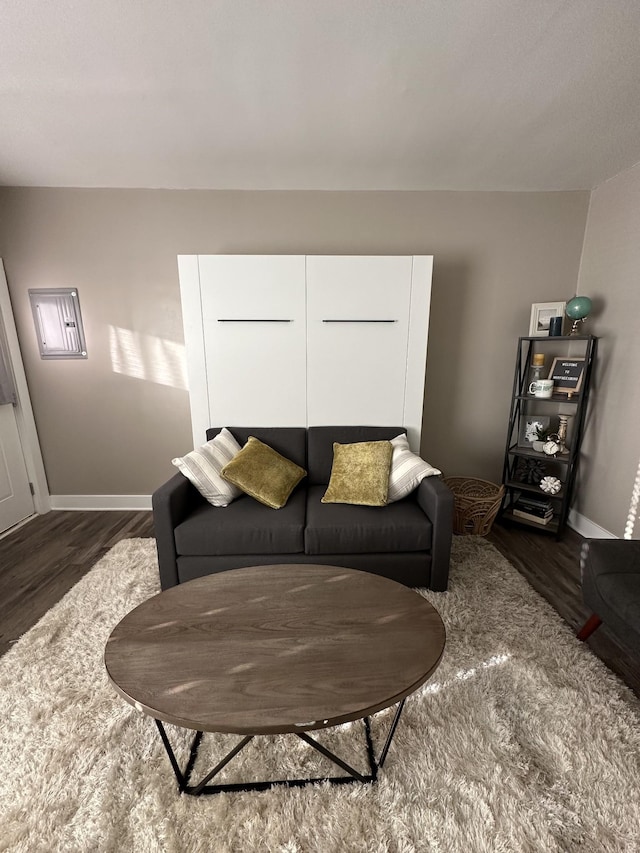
[321,440,393,506]
[221,436,306,509]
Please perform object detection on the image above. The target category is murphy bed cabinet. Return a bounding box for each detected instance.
[499,335,597,538]
[178,255,433,451]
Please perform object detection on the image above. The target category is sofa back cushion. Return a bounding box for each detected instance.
[307,426,405,485]
[206,427,307,471]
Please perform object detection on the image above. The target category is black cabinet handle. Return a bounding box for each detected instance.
[322,319,396,323]
[217,319,292,322]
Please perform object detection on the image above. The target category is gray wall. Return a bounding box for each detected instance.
[575,162,640,538]
[0,188,589,497]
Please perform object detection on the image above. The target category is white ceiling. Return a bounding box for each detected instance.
[2,1,640,191]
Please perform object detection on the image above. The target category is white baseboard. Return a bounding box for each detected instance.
[567,508,617,539]
[46,496,619,538]
[49,495,152,511]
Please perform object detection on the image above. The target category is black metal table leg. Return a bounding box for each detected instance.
[153,698,408,796]
[295,731,371,782]
[378,698,406,768]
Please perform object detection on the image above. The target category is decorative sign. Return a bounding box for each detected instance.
[548,357,585,395]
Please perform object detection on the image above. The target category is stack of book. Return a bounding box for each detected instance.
[512,495,555,525]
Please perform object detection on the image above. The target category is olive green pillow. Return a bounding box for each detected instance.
[321,440,393,506]
[221,436,306,509]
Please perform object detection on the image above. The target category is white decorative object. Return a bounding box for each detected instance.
[540,476,561,495]
[543,439,560,456]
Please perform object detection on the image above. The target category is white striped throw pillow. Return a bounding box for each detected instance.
[387,433,441,503]
[172,427,243,507]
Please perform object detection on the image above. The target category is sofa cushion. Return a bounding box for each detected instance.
[322,440,393,506]
[175,489,306,556]
[307,426,405,485]
[305,485,432,555]
[387,433,442,503]
[171,427,243,507]
[221,436,306,509]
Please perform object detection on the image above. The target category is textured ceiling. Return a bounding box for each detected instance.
[2,0,640,190]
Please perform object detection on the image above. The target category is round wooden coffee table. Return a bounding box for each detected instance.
[105,564,445,795]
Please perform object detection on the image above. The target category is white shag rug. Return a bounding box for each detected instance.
[1,537,639,853]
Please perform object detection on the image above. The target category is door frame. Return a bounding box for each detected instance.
[0,259,50,515]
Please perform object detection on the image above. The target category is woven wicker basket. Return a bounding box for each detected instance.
[444,477,505,536]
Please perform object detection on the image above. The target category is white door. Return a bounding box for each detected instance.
[306,256,413,427]
[0,402,34,533]
[0,260,49,529]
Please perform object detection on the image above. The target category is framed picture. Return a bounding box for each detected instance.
[528,302,565,337]
[518,415,550,448]
[548,357,586,395]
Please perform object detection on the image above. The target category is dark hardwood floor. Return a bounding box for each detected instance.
[0,510,637,696]
[0,510,154,658]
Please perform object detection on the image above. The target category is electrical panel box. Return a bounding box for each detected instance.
[28,288,87,359]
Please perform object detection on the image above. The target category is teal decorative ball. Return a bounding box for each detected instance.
[565,296,592,320]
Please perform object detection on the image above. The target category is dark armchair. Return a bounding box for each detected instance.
[577,538,640,653]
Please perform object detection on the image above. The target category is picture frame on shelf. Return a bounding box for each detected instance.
[528,301,566,337]
[518,415,551,448]
[548,357,586,395]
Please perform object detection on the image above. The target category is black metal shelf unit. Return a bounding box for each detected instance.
[499,334,597,538]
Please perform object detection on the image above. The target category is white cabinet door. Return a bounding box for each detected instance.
[306,256,413,427]
[198,255,307,427]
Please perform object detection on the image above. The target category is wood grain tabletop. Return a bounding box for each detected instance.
[105,564,446,734]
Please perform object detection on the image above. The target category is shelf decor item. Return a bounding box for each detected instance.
[518,415,551,447]
[515,457,546,485]
[528,353,545,394]
[548,315,564,336]
[540,476,562,495]
[543,437,561,456]
[529,302,566,337]
[444,477,505,536]
[532,422,553,452]
[547,357,586,397]
[565,296,592,335]
[556,414,571,454]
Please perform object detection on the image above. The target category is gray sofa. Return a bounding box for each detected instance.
[577,538,640,652]
[153,425,454,592]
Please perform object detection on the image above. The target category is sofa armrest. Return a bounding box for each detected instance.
[581,538,640,612]
[581,539,640,578]
[416,477,454,591]
[152,473,203,589]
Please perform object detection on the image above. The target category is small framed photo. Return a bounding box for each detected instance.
[528,302,565,337]
[518,415,550,447]
[548,357,586,395]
